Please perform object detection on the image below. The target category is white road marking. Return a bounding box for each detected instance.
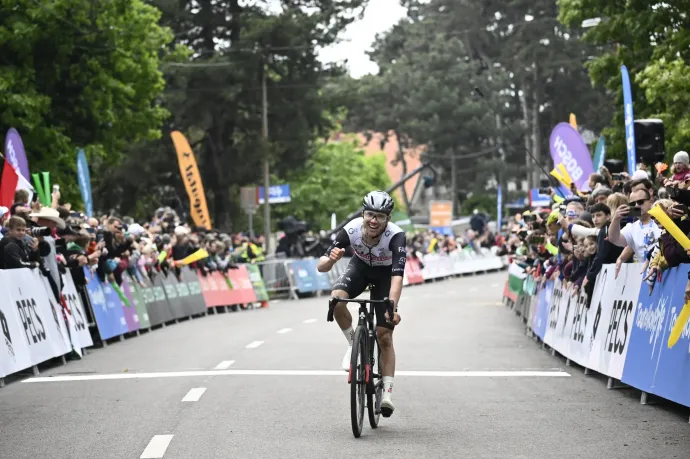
[181,387,207,402]
[245,341,264,349]
[277,328,292,334]
[140,435,174,458]
[24,369,571,383]
[303,319,317,324]
[214,360,235,370]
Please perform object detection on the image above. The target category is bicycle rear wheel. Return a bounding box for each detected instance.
[350,326,367,438]
[367,335,382,428]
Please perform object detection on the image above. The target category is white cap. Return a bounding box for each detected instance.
[174,226,189,236]
[632,170,649,181]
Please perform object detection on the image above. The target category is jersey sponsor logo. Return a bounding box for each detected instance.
[385,230,391,237]
[348,228,355,234]
[397,247,405,253]
[398,258,406,265]
[354,250,392,262]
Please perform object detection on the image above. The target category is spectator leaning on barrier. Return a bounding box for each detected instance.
[607,187,661,266]
[0,215,40,269]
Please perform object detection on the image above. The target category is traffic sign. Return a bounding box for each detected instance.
[259,184,291,204]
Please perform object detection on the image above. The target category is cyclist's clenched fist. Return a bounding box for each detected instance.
[329,247,345,262]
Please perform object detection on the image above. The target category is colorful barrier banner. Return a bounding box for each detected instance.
[123,276,150,329]
[247,264,269,301]
[61,271,94,350]
[549,122,595,191]
[290,259,318,293]
[404,256,424,285]
[84,268,127,340]
[513,261,690,409]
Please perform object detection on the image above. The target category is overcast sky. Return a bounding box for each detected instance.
[316,0,407,78]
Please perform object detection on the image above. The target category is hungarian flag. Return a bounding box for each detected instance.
[0,154,34,208]
[0,156,19,208]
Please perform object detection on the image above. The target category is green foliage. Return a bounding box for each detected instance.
[270,138,392,231]
[558,0,690,161]
[333,0,612,203]
[0,0,173,206]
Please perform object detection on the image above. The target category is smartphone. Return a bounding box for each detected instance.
[674,203,689,215]
[667,186,679,199]
[627,206,642,218]
[96,232,105,243]
[53,184,60,193]
[612,173,625,181]
[538,187,551,195]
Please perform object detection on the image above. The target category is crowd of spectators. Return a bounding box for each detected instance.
[0,188,269,317]
[503,151,690,304]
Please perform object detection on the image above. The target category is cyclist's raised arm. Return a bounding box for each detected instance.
[317,229,350,272]
[388,232,406,309]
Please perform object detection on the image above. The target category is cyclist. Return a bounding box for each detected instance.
[317,190,405,418]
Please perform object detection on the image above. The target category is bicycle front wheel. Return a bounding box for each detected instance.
[367,335,382,428]
[350,326,367,438]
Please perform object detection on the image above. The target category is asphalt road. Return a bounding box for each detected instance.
[1,271,688,459]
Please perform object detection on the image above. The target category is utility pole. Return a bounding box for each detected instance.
[261,61,271,254]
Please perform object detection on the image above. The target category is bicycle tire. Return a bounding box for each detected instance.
[367,335,382,428]
[350,326,367,438]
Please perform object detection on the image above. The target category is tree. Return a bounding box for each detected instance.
[558,0,690,162]
[268,137,392,231]
[0,0,173,205]
[111,0,370,231]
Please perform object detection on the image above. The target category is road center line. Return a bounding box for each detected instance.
[140,434,174,458]
[23,369,571,383]
[277,328,292,334]
[214,360,235,370]
[303,319,317,324]
[245,341,264,349]
[181,387,207,402]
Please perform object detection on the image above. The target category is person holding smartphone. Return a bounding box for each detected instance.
[607,188,661,263]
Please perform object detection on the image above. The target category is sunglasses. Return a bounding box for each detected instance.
[629,198,647,207]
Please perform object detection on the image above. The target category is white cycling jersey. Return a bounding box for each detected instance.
[339,217,404,267]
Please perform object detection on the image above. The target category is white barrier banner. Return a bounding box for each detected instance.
[586,263,642,380]
[0,281,32,378]
[532,263,643,381]
[63,272,94,351]
[1,269,71,371]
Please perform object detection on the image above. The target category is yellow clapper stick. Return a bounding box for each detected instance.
[648,204,690,348]
[175,248,209,267]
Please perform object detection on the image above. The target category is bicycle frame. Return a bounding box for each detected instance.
[327,296,393,385]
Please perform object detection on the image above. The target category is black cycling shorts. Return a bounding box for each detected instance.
[332,257,395,330]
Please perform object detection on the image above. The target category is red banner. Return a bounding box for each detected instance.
[404,257,424,285]
[227,265,257,304]
[197,269,255,307]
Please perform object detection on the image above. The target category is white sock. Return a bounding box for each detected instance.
[383,376,394,398]
[342,327,354,345]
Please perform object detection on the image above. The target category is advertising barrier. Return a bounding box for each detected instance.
[507,262,690,410]
[0,269,91,378]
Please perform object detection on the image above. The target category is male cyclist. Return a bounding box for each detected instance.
[317,191,405,418]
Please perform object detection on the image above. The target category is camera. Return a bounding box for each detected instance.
[538,187,551,196]
[29,226,52,238]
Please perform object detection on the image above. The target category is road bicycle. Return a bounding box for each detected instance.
[327,291,394,438]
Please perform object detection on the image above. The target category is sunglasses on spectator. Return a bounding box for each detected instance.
[629,199,648,207]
